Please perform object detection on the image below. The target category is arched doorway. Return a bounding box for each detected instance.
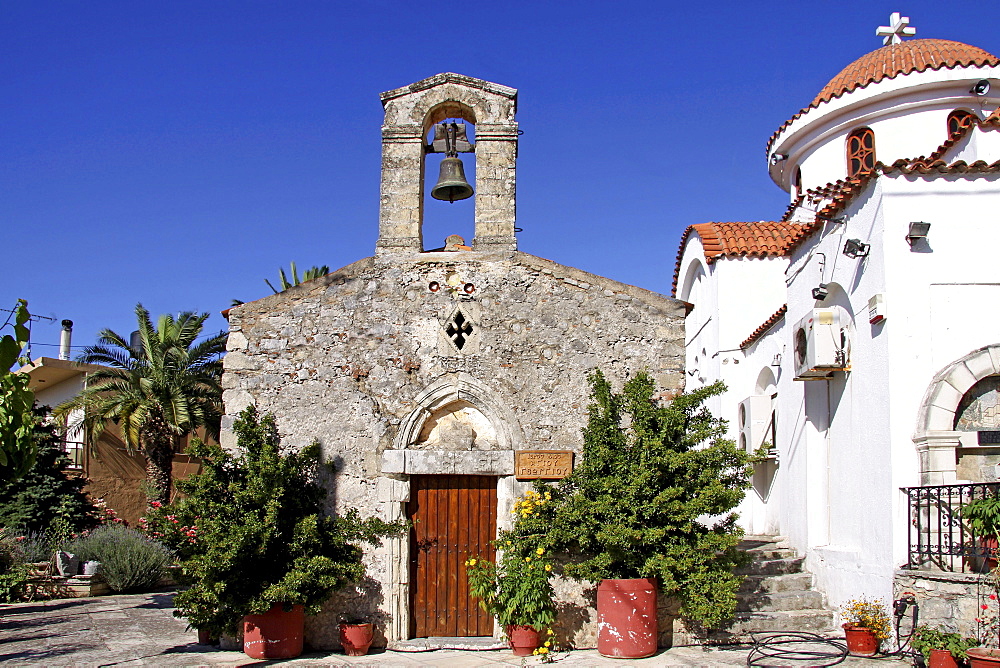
[913,345,1000,484]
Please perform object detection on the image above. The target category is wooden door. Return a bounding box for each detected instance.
[408,475,497,637]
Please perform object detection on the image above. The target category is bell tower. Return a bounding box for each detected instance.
[376,73,519,254]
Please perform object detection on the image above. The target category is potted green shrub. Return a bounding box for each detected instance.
[466,521,557,657]
[963,494,1000,572]
[514,370,752,658]
[912,625,979,668]
[162,406,405,659]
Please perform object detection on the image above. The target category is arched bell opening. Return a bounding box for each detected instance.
[422,116,476,251]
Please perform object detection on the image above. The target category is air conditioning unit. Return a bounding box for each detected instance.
[793,308,849,380]
[737,395,771,453]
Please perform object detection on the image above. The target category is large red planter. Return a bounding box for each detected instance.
[842,624,879,657]
[506,625,542,657]
[597,578,657,658]
[243,604,305,660]
[969,648,1000,668]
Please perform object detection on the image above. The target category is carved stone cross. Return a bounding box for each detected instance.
[876,12,916,46]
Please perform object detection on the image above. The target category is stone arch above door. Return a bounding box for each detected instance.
[913,344,1000,484]
[382,373,523,476]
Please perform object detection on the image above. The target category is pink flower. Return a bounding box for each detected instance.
[150,501,162,508]
[991,594,997,601]
[983,604,990,610]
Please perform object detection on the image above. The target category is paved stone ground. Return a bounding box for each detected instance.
[0,590,915,667]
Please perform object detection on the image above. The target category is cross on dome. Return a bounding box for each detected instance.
[876,12,916,46]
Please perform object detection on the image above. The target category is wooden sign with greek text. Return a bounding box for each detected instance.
[514,450,574,480]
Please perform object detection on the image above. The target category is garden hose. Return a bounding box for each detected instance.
[746,632,848,666]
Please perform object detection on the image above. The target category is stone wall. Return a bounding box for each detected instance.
[222,248,686,649]
[894,568,993,640]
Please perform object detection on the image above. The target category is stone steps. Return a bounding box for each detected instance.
[739,572,815,594]
[697,535,836,642]
[703,609,838,642]
[736,589,825,612]
[735,556,805,576]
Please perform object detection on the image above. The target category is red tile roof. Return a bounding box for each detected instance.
[672,222,805,296]
[767,39,999,155]
[813,40,999,106]
[741,305,788,350]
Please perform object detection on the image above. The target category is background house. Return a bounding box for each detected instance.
[20,356,203,525]
[674,20,1000,626]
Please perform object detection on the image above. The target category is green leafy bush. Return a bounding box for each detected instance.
[0,529,30,602]
[169,406,406,636]
[466,510,557,631]
[514,370,752,629]
[912,624,979,661]
[69,524,171,592]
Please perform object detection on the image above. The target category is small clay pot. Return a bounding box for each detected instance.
[339,622,374,656]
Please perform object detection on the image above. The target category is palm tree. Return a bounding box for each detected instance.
[57,304,226,504]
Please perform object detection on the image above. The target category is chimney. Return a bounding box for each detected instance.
[59,320,73,361]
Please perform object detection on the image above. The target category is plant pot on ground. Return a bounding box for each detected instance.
[840,597,891,657]
[912,625,979,668]
[160,407,405,660]
[505,371,752,658]
[338,620,374,656]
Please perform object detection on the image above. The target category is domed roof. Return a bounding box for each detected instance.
[812,39,999,106]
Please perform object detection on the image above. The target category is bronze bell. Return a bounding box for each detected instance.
[431,156,474,203]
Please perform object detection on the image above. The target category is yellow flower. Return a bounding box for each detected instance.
[544,641,551,647]
[538,647,549,654]
[468,558,477,566]
[525,557,531,562]
[544,492,552,500]
[547,629,554,635]
[545,564,552,572]
[507,541,512,547]
[536,547,544,555]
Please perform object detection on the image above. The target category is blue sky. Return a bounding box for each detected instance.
[3,1,996,356]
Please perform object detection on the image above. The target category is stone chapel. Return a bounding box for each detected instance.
[220,73,688,648]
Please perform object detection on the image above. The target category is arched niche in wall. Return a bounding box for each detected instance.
[751,366,779,501]
[392,373,523,454]
[914,345,1000,485]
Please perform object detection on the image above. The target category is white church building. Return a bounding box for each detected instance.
[674,16,1000,616]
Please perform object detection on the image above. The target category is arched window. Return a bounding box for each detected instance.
[846,128,876,178]
[947,110,975,137]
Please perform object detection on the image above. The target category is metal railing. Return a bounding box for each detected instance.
[903,482,1000,573]
[60,439,85,470]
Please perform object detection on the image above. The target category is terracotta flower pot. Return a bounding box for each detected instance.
[928,648,959,668]
[243,604,304,660]
[339,622,374,656]
[506,625,541,657]
[842,624,879,657]
[969,647,1000,668]
[597,578,657,658]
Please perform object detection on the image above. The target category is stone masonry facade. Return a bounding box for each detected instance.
[222,250,686,648]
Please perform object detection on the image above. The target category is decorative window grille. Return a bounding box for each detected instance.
[445,310,474,350]
[846,128,876,178]
[947,110,975,137]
